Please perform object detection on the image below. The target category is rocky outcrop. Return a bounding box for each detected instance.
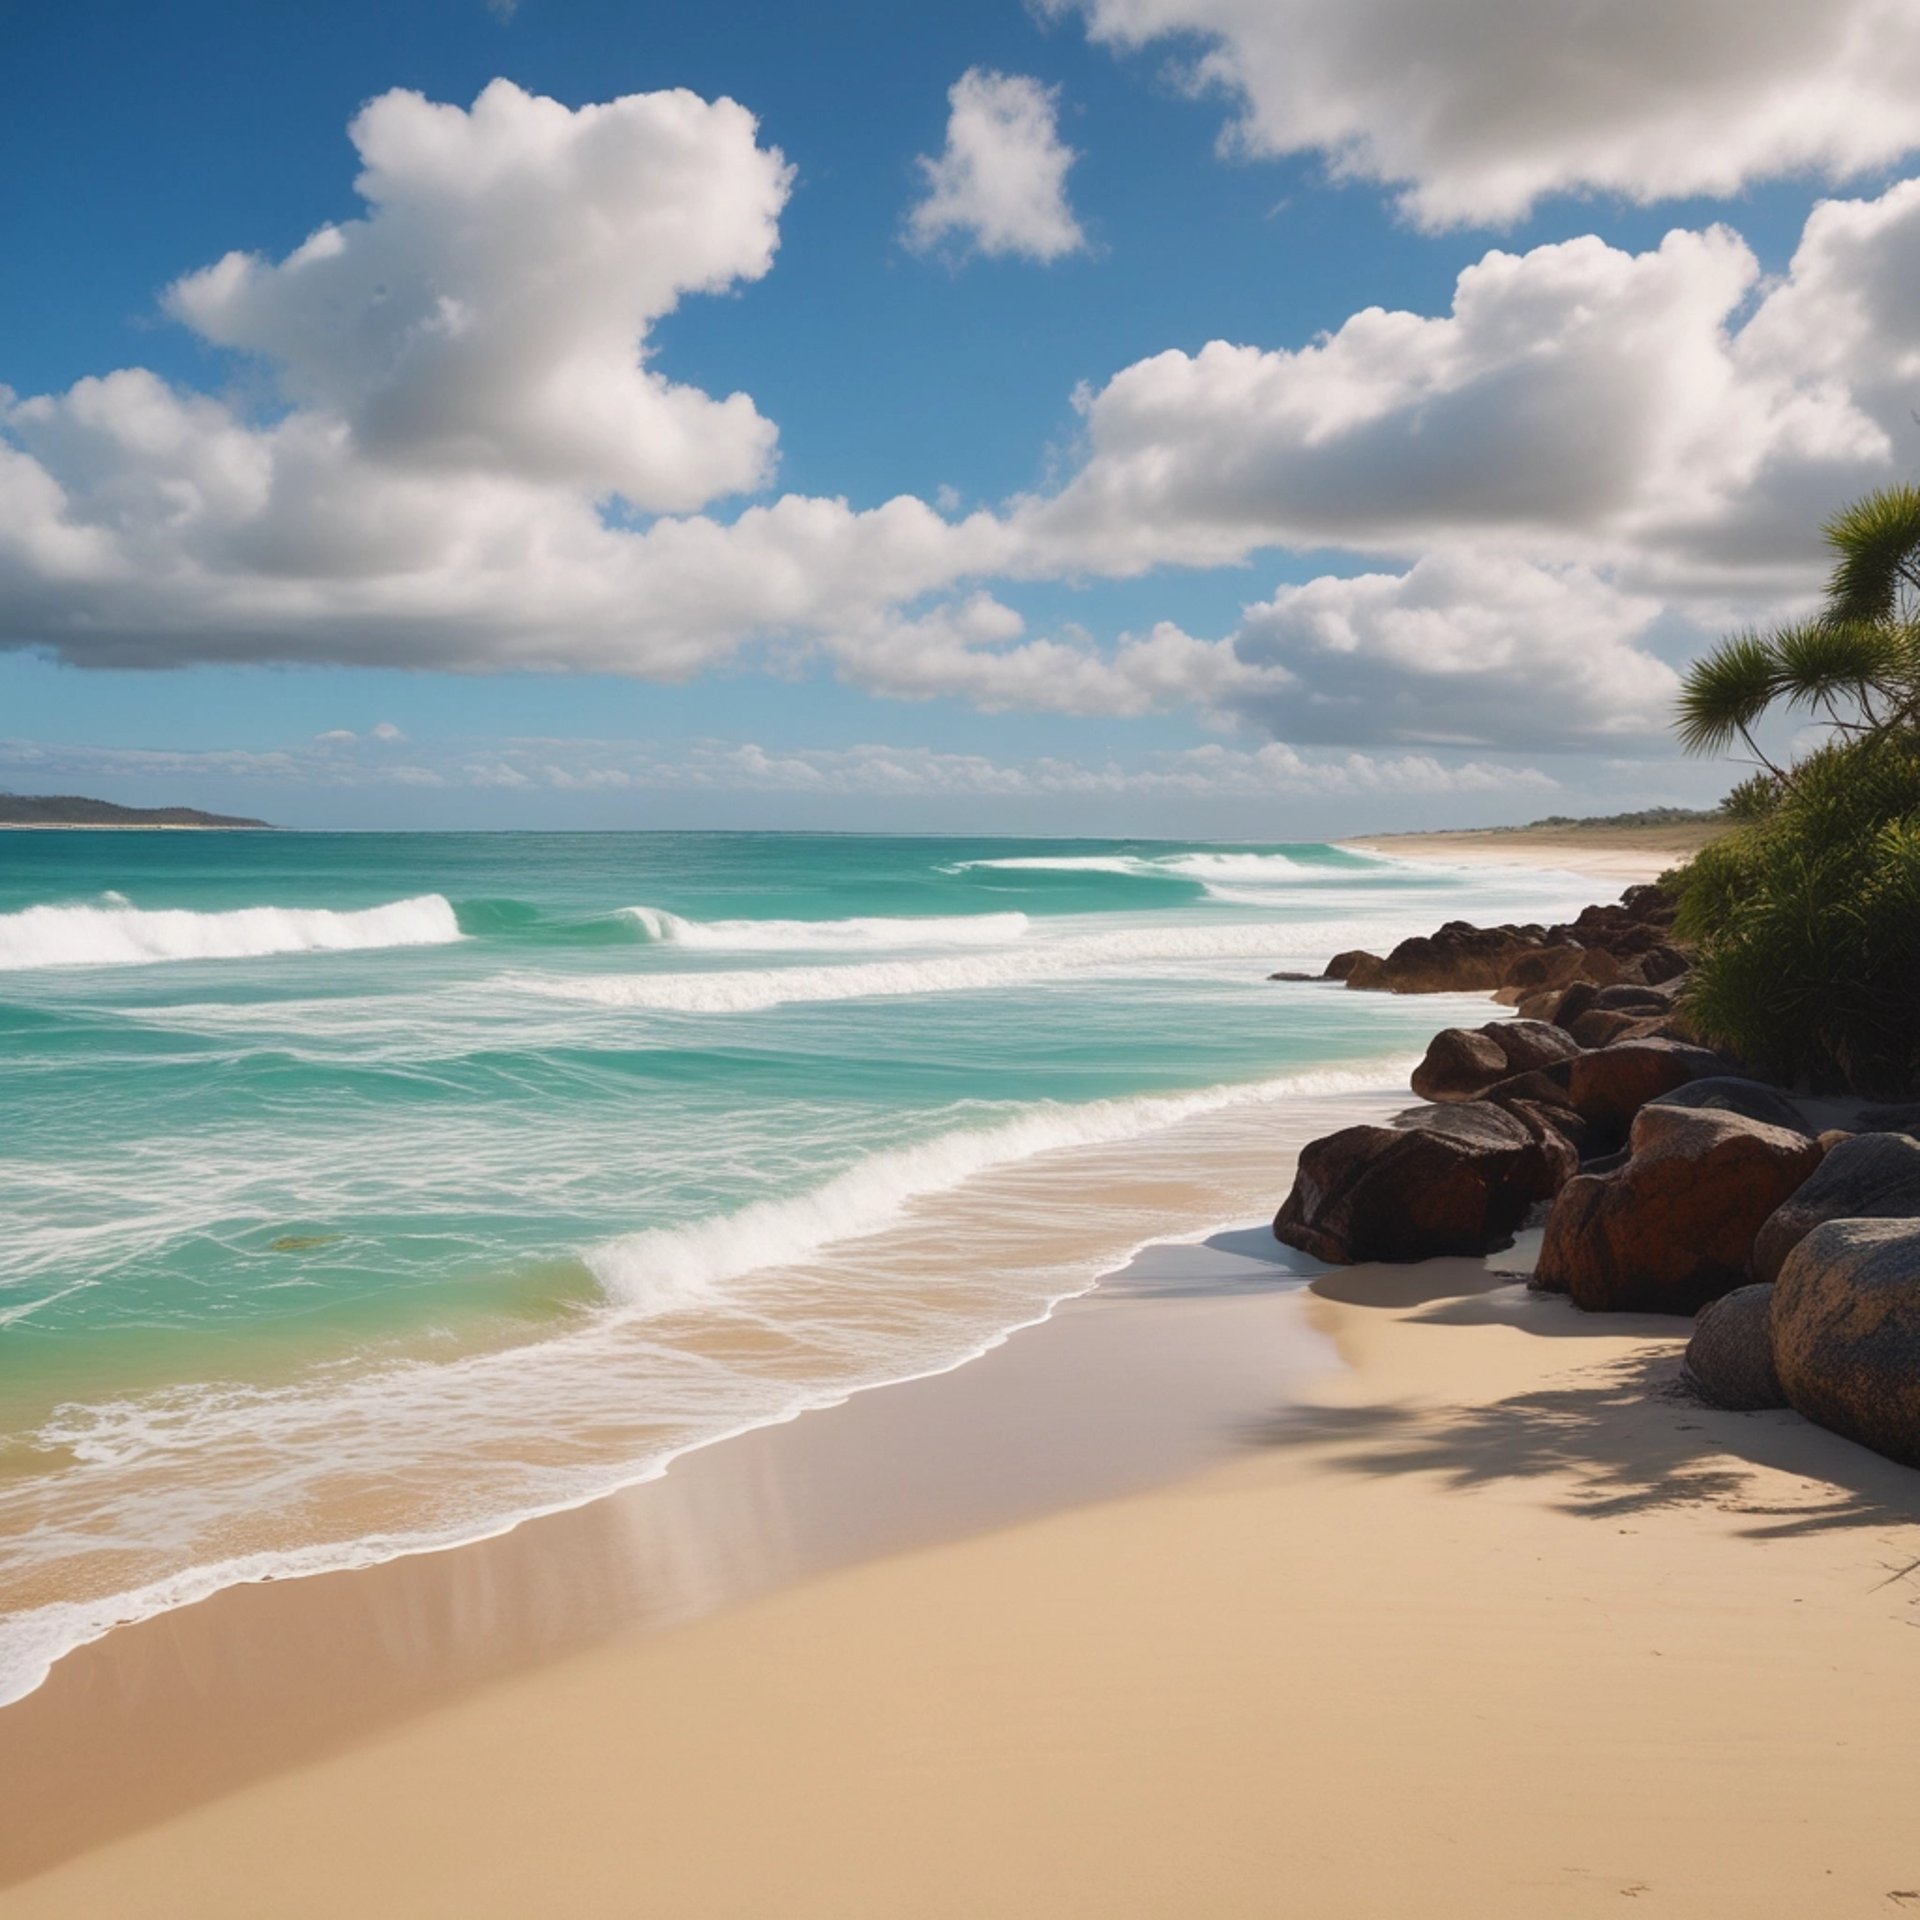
[1750,1131,1920,1285]
[1324,883,1685,999]
[1532,1105,1824,1312]
[1274,1101,1575,1265]
[1410,1019,1582,1102]
[1682,1283,1787,1410]
[1340,922,1540,993]
[1772,1218,1920,1466]
[1564,1038,1726,1140]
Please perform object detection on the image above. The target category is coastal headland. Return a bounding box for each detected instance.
[3,828,1917,1917]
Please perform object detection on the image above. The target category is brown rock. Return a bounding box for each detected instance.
[1345,922,1536,994]
[1532,1105,1823,1312]
[1500,945,1622,994]
[1771,1218,1920,1466]
[1682,1283,1786,1410]
[1410,1019,1582,1102]
[1565,1037,1726,1139]
[1322,950,1371,981]
[1751,1131,1920,1285]
[1274,1101,1576,1265]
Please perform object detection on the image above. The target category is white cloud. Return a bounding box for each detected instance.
[370,721,406,742]
[1226,553,1677,748]
[1048,0,1920,227]
[3,76,1920,762]
[906,69,1087,263]
[0,731,1552,802]
[164,79,790,512]
[1015,198,1919,609]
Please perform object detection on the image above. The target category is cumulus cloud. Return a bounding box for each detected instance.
[906,69,1087,262]
[1016,198,1919,606]
[1227,553,1677,748]
[3,76,1920,761]
[1048,0,1920,227]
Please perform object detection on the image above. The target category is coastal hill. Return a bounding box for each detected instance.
[0,792,272,829]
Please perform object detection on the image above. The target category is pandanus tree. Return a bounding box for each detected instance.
[1675,485,1920,782]
[1667,486,1920,1096]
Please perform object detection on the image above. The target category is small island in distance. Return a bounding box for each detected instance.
[0,792,273,830]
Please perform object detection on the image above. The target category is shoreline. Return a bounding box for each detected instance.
[1345,822,1724,883]
[10,1228,1920,1913]
[0,1216,1351,1888]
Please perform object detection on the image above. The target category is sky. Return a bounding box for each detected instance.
[4,0,1920,834]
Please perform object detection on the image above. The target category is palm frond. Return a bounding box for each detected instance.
[1674,629,1780,756]
[1823,485,1920,624]
[1770,617,1906,721]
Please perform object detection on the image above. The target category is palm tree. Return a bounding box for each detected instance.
[1675,485,1920,778]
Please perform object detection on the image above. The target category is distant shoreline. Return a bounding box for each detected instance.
[1344,819,1726,883]
[0,822,274,832]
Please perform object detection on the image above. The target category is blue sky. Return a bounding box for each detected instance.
[3,0,1917,832]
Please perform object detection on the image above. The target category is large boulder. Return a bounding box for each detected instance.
[1857,1102,1920,1136]
[1532,1105,1824,1312]
[1566,1037,1727,1140]
[1772,1218,1920,1465]
[1751,1131,1920,1285]
[1410,1019,1582,1102]
[1344,922,1537,994]
[1274,1101,1575,1265]
[1500,945,1622,994]
[1681,1283,1786,1410]
[1645,1076,1811,1137]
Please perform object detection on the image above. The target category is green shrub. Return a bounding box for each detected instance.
[1669,734,1920,1093]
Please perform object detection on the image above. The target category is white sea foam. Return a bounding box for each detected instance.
[623,906,1030,950]
[507,917,1388,1014]
[0,894,462,970]
[947,855,1154,876]
[0,1062,1409,1708]
[585,1063,1402,1313]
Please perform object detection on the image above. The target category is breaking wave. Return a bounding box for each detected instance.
[0,895,463,971]
[622,907,1030,950]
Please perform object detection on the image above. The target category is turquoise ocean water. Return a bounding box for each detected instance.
[0,829,1593,1699]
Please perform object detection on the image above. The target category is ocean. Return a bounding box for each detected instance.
[0,829,1594,1700]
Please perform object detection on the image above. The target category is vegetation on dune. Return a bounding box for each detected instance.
[1667,486,1920,1095]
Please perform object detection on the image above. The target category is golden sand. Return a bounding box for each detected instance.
[6,1248,1918,1918]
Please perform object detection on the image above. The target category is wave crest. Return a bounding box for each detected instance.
[0,895,462,971]
[622,906,1030,950]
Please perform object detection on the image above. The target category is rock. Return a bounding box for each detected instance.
[1410,1019,1582,1102]
[1322,950,1371,982]
[1267,971,1318,982]
[1499,945,1622,994]
[1645,1076,1812,1137]
[1682,1283,1787,1410]
[1631,944,1690,986]
[1345,922,1536,994]
[1751,1131,1920,1285]
[1534,980,1602,1032]
[1568,1007,1657,1049]
[1591,984,1673,1015]
[1772,1218,1920,1465]
[1565,1037,1727,1140]
[1274,1101,1576,1264]
[1532,1105,1824,1312]
[1857,1101,1920,1135]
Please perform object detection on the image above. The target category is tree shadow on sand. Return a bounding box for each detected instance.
[1245,1263,1920,1542]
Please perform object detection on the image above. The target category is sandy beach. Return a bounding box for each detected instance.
[6,1234,1918,1917]
[1345,821,1728,884]
[9,826,1912,1919]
